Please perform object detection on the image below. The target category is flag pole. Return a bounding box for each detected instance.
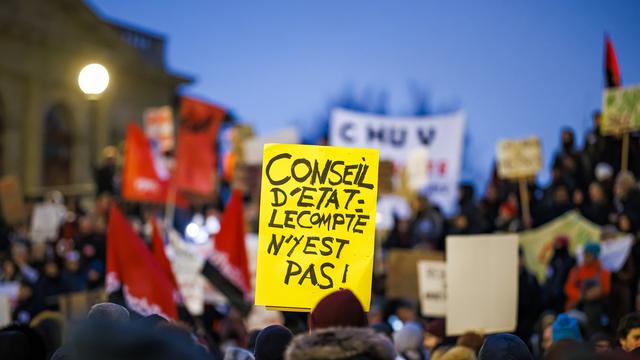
[621,131,630,173]
[519,177,532,229]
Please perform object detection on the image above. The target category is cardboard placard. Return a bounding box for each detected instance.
[0,176,26,225]
[254,144,379,311]
[496,137,542,179]
[386,249,445,301]
[601,85,640,135]
[417,260,446,317]
[446,234,518,336]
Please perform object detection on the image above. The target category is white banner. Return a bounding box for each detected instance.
[330,109,465,214]
[417,260,446,317]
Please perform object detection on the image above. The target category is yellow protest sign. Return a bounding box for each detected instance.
[254,144,379,311]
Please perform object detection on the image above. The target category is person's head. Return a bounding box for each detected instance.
[254,325,292,360]
[102,146,118,166]
[393,322,424,357]
[614,171,637,200]
[592,111,602,127]
[43,260,59,279]
[588,182,606,204]
[552,185,570,205]
[553,235,570,252]
[440,345,477,360]
[561,128,575,150]
[225,346,255,360]
[87,302,130,323]
[457,332,484,354]
[484,184,498,202]
[589,332,613,354]
[618,312,640,352]
[285,327,396,360]
[30,311,64,359]
[308,289,367,330]
[2,259,16,278]
[424,319,446,350]
[595,163,614,183]
[552,314,582,343]
[618,214,633,233]
[0,324,47,360]
[583,243,601,265]
[78,216,95,236]
[458,184,475,205]
[478,334,532,360]
[572,189,584,206]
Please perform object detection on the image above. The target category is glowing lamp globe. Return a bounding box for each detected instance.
[78,63,109,96]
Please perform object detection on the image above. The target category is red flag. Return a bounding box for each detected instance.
[122,123,180,205]
[605,34,621,88]
[150,217,180,290]
[174,96,225,195]
[210,189,251,295]
[106,205,178,320]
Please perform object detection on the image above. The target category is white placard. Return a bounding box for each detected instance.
[417,260,446,317]
[330,109,464,214]
[30,203,66,243]
[446,234,518,336]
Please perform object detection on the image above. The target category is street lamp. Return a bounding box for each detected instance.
[78,63,109,171]
[78,63,109,99]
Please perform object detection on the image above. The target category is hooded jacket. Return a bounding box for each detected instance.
[286,327,396,360]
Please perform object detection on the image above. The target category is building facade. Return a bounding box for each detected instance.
[0,0,190,196]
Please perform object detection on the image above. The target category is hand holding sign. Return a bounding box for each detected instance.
[255,144,379,311]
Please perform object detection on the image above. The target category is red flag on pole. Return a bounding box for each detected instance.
[122,123,180,205]
[210,189,251,295]
[605,34,621,88]
[106,205,178,320]
[174,96,225,195]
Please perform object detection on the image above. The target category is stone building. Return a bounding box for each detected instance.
[0,0,190,197]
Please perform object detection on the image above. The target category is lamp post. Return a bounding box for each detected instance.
[78,63,109,167]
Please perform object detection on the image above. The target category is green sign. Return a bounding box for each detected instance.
[602,85,640,135]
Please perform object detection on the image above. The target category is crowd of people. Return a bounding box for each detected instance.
[2,111,640,359]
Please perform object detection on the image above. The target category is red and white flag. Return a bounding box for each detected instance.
[122,123,174,204]
[106,205,178,320]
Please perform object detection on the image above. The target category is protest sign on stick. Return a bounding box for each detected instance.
[601,85,640,171]
[254,144,379,311]
[496,137,541,228]
[446,234,518,336]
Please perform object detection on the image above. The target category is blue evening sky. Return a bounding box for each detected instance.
[90,0,640,190]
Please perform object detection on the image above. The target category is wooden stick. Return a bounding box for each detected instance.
[622,131,630,173]
[519,177,532,229]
